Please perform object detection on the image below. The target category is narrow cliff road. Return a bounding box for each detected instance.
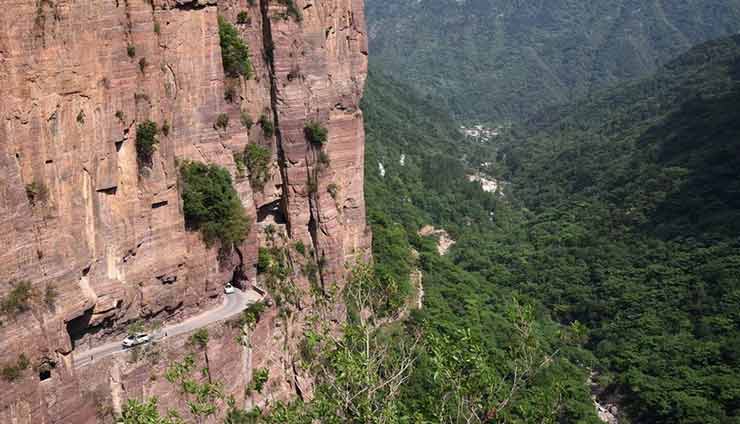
[72,288,262,368]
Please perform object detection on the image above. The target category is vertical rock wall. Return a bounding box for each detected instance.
[0,0,368,421]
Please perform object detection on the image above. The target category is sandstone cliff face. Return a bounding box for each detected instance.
[0,0,368,421]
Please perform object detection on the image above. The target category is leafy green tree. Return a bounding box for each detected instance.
[164,355,225,423]
[259,115,274,137]
[136,120,159,168]
[180,161,250,248]
[218,16,253,78]
[121,398,184,424]
[304,121,328,146]
[243,144,271,191]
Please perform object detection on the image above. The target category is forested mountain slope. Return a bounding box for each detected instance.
[363,68,602,423]
[364,35,740,423]
[494,35,740,423]
[366,0,740,121]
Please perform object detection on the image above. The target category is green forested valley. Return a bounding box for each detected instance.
[363,35,740,423]
[367,0,740,121]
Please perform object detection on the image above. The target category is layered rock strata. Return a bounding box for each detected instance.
[0,0,368,421]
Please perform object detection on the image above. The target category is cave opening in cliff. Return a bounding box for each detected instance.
[65,307,115,349]
[257,199,286,224]
[66,307,94,348]
[38,369,51,381]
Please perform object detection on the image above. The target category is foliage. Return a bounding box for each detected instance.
[234,153,246,179]
[482,35,740,424]
[361,35,740,424]
[43,284,58,309]
[237,11,251,25]
[257,247,273,274]
[259,114,274,137]
[243,144,271,191]
[367,0,740,121]
[126,320,146,336]
[345,261,409,322]
[361,67,601,423]
[215,113,230,130]
[225,85,237,103]
[317,151,330,168]
[218,16,253,78]
[189,328,209,349]
[121,398,184,424]
[257,245,298,309]
[0,354,29,382]
[225,401,261,424]
[240,112,254,129]
[1,281,33,317]
[25,182,48,206]
[165,355,224,421]
[327,183,338,199]
[180,161,250,248]
[304,121,328,146]
[238,301,267,329]
[136,120,159,168]
[293,240,306,256]
[127,44,136,58]
[277,0,302,22]
[247,368,269,394]
[139,57,147,73]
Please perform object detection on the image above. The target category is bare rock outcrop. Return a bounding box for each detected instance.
[0,0,368,421]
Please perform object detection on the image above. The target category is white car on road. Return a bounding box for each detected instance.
[224,284,235,294]
[122,333,151,348]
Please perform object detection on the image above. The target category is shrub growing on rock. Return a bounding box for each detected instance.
[248,368,269,394]
[135,120,159,168]
[327,182,339,199]
[244,144,271,191]
[161,120,170,136]
[180,161,250,248]
[218,16,253,78]
[277,0,302,21]
[224,85,237,103]
[317,150,331,168]
[239,301,266,329]
[305,121,328,145]
[0,281,33,317]
[215,113,229,130]
[25,182,48,206]
[240,111,253,129]
[259,114,274,137]
[0,354,29,382]
[44,285,58,309]
[236,11,250,25]
[294,240,306,256]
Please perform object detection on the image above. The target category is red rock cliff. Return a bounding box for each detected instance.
[0,0,368,421]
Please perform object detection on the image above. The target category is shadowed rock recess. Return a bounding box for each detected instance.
[0,0,369,421]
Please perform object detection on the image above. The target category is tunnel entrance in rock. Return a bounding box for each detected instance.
[66,307,93,348]
[65,307,115,349]
[257,200,286,224]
